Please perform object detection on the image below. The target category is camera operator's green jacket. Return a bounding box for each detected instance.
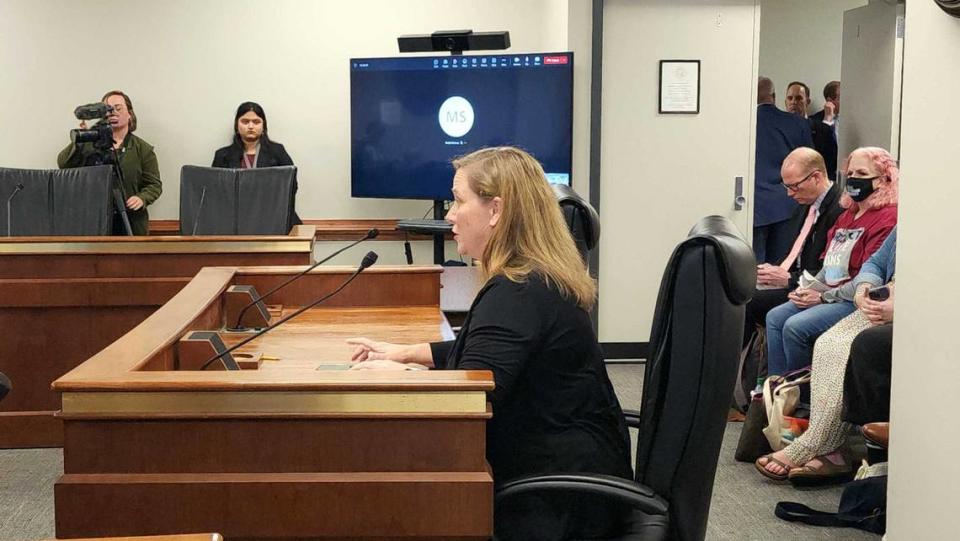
[57,133,162,236]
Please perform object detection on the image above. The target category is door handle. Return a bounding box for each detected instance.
[734,176,746,210]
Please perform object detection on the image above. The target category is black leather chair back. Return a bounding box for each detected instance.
[633,216,756,541]
[0,371,10,403]
[0,166,114,236]
[552,184,600,262]
[180,165,297,235]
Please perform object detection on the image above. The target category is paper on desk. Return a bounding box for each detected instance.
[799,271,830,293]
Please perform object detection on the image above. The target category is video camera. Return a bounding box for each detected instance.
[66,101,134,235]
[70,102,114,149]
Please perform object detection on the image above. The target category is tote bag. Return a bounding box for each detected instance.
[762,368,811,450]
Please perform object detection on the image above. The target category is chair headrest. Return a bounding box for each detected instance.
[0,371,10,402]
[685,216,757,304]
[552,184,601,251]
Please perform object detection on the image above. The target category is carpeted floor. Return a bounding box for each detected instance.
[0,447,60,540]
[605,364,878,540]
[0,364,878,540]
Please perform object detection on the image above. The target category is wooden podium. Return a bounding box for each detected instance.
[0,226,315,448]
[52,264,494,540]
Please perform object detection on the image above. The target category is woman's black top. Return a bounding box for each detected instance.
[211,138,293,168]
[430,273,632,540]
[211,139,301,225]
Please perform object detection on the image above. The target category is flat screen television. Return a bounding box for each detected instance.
[350,52,574,200]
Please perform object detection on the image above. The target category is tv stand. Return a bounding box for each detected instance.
[432,199,445,264]
[395,200,451,264]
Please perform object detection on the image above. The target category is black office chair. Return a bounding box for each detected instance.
[0,371,11,403]
[496,216,756,540]
[553,184,600,262]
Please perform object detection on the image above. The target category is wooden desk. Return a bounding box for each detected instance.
[42,535,222,541]
[53,265,494,540]
[0,227,315,448]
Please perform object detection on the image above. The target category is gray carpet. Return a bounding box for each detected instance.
[606,364,877,540]
[0,448,59,540]
[0,365,877,540]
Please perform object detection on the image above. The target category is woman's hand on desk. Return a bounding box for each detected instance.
[347,337,409,362]
[346,338,433,366]
[349,360,427,371]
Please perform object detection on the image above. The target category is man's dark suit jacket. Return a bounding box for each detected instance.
[783,180,844,288]
[211,139,301,225]
[755,104,813,227]
[742,181,845,347]
[810,110,839,180]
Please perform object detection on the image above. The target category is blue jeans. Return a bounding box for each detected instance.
[765,300,856,376]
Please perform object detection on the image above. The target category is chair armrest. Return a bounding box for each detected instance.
[623,408,642,429]
[495,473,669,516]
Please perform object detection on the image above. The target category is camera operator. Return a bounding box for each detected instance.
[57,90,162,236]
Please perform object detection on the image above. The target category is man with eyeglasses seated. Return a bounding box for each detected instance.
[743,147,843,354]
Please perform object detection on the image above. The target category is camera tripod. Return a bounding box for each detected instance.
[88,145,133,236]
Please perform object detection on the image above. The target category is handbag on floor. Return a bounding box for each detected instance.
[762,368,811,451]
[774,475,887,535]
[732,325,766,412]
[734,392,773,462]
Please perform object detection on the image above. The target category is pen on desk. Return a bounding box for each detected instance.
[261,355,280,361]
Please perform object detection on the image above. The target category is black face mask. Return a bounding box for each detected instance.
[845,176,880,202]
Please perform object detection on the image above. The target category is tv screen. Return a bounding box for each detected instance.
[350,52,573,200]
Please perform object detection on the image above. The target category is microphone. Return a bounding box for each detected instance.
[74,102,111,120]
[201,251,378,370]
[404,238,414,265]
[0,371,10,403]
[191,186,208,236]
[230,227,379,329]
[7,183,24,237]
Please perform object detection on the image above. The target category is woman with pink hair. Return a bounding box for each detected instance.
[756,146,898,480]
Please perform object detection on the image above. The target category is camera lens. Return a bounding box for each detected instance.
[444,37,456,50]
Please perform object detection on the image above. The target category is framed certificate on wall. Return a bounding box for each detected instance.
[658,60,700,114]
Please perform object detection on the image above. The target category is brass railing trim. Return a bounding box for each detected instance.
[61,390,487,415]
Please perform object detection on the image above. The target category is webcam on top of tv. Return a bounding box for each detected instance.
[397,29,510,55]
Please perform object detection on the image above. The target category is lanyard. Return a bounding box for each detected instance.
[244,143,260,168]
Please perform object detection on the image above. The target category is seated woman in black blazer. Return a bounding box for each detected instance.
[212,101,300,224]
[348,147,632,540]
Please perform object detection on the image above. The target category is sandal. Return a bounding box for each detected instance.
[755,453,794,481]
[788,454,854,487]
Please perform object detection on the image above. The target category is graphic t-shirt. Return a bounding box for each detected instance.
[820,205,898,286]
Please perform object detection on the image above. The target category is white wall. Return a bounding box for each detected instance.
[0,0,569,225]
[567,0,594,204]
[886,3,960,538]
[759,0,867,113]
[839,0,904,162]
[597,0,760,342]
[0,0,580,266]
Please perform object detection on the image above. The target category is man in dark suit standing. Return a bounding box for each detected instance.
[786,81,839,180]
[754,77,813,264]
[810,81,840,179]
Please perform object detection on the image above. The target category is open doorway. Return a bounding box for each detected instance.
[745,0,904,512]
[758,0,905,170]
[753,0,905,264]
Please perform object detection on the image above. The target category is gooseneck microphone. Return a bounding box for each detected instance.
[191,186,208,236]
[6,183,25,237]
[231,228,379,329]
[201,251,378,370]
